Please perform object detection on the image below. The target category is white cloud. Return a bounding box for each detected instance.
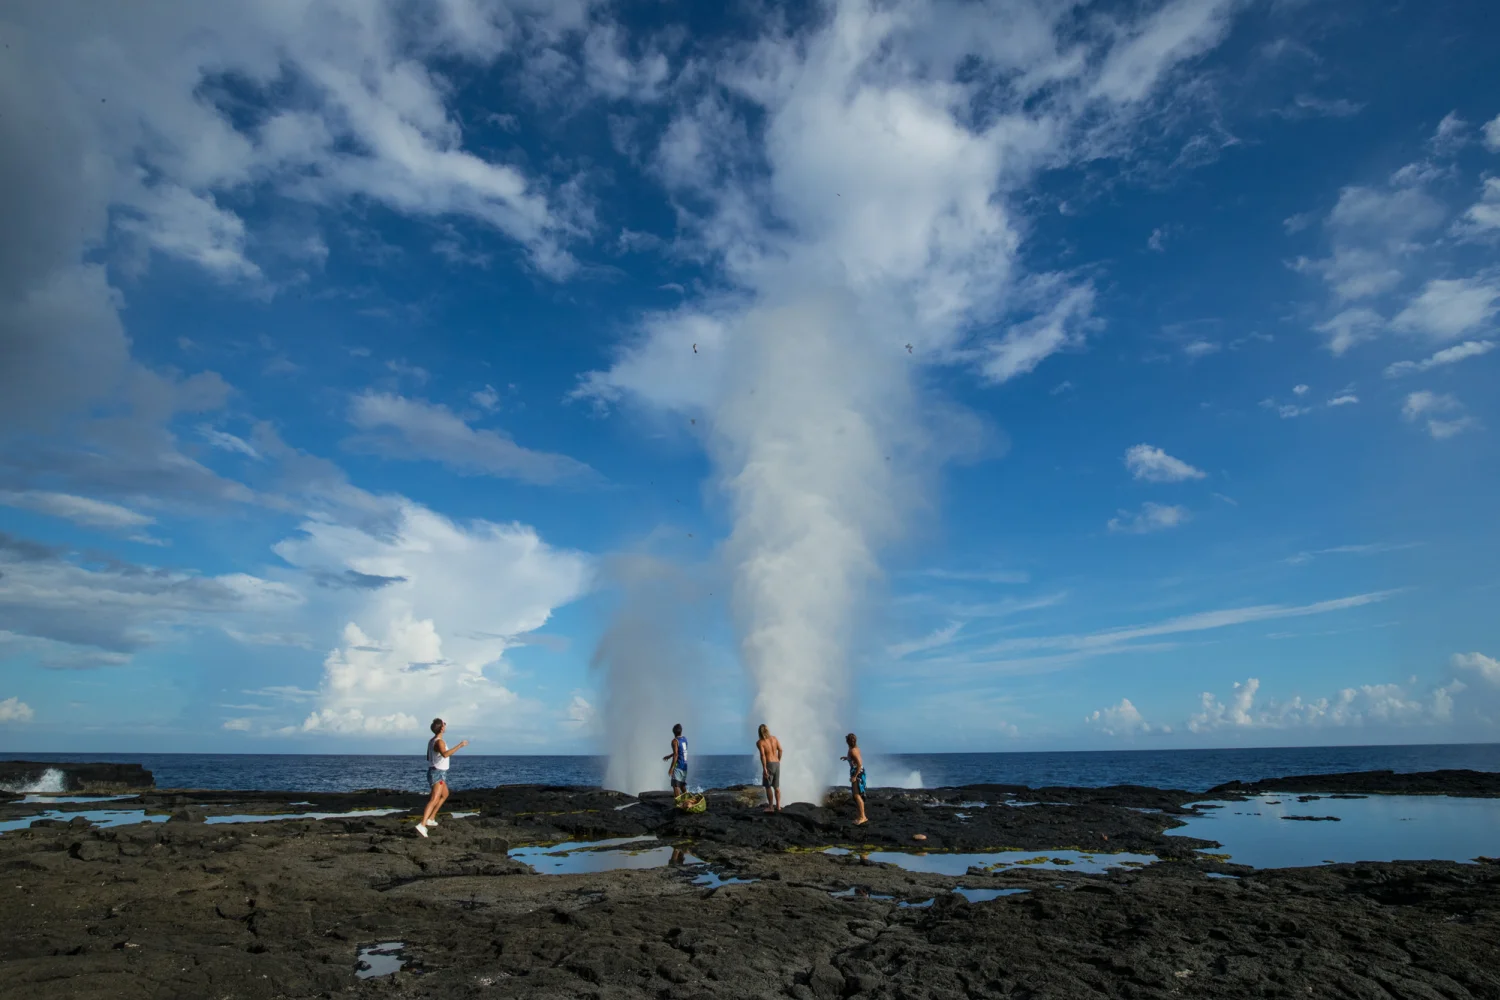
[887,620,964,659]
[222,717,253,732]
[0,531,300,660]
[224,629,315,649]
[345,391,595,484]
[273,500,592,742]
[199,427,262,460]
[1123,444,1206,483]
[1326,393,1358,407]
[1455,177,1500,237]
[1484,114,1500,153]
[471,385,500,411]
[1429,111,1469,154]
[1384,339,1495,378]
[0,696,35,723]
[1292,384,1309,396]
[1285,542,1418,566]
[1453,652,1500,685]
[1188,675,1457,732]
[1108,502,1189,534]
[1296,185,1444,303]
[1402,390,1477,439]
[1086,697,1163,737]
[1391,276,1500,340]
[0,490,154,531]
[1315,307,1384,355]
[1147,228,1167,252]
[1182,339,1220,358]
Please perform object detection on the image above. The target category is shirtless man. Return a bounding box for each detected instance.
[840,732,868,825]
[755,724,783,812]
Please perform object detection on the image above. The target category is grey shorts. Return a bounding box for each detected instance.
[427,767,449,788]
[671,766,687,786]
[762,761,780,789]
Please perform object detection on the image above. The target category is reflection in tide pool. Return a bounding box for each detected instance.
[511,838,705,874]
[953,886,1029,902]
[1175,795,1500,868]
[355,942,408,979]
[205,808,404,824]
[823,847,1156,876]
[0,810,165,834]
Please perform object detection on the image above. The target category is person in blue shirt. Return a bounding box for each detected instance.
[662,723,688,796]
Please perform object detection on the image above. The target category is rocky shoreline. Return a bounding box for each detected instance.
[2,768,1498,999]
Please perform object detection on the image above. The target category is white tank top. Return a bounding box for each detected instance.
[427,737,449,771]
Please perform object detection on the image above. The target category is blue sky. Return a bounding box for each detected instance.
[1,0,1497,758]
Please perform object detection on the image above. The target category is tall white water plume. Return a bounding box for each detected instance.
[712,293,924,804]
[589,555,705,795]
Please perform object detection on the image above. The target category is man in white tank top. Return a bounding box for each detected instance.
[417,718,467,837]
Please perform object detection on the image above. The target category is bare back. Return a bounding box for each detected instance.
[757,735,782,765]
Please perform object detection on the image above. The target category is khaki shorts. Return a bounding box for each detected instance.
[762,761,780,789]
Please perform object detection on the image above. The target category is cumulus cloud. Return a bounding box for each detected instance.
[1385,340,1495,378]
[1188,675,1459,732]
[0,697,34,723]
[1108,502,1189,534]
[274,500,592,743]
[345,391,595,485]
[1124,444,1206,483]
[1453,652,1500,685]
[1086,697,1164,737]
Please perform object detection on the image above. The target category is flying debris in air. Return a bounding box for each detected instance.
[905,344,913,353]
[693,343,697,353]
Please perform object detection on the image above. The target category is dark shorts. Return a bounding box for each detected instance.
[428,767,449,789]
[762,761,781,788]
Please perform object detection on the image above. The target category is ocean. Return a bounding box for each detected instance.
[5,743,1500,795]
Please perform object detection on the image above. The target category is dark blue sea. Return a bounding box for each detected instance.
[5,744,1499,795]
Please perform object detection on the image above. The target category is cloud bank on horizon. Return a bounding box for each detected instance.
[0,0,1496,761]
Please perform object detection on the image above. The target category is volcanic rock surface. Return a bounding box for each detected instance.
[0,772,1497,999]
[0,760,154,794]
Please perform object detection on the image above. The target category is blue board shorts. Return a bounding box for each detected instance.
[671,766,687,786]
[428,767,449,788]
[851,770,867,796]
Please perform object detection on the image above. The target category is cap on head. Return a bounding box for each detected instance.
[672,723,683,736]
[431,718,444,735]
[758,724,769,739]
[845,732,857,747]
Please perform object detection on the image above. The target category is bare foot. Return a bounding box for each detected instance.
[854,818,868,826]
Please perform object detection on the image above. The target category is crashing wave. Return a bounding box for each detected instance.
[0,767,68,794]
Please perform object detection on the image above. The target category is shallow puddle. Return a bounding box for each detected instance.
[20,794,135,804]
[1175,795,1500,868]
[355,942,408,979]
[952,886,1029,902]
[0,809,166,834]
[510,838,705,874]
[692,870,757,888]
[205,808,405,825]
[833,886,1028,904]
[824,846,1157,875]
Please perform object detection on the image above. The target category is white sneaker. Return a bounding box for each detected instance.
[415,822,428,838]
[425,819,439,827]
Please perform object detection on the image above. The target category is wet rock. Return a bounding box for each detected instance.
[167,808,206,824]
[0,760,154,793]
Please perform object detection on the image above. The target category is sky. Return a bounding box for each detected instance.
[1,0,1498,758]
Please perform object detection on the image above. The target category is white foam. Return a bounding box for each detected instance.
[0,767,67,794]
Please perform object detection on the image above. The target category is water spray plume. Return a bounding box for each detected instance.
[590,555,701,795]
[714,294,918,803]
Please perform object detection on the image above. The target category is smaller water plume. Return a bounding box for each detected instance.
[0,767,67,794]
[589,555,708,796]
